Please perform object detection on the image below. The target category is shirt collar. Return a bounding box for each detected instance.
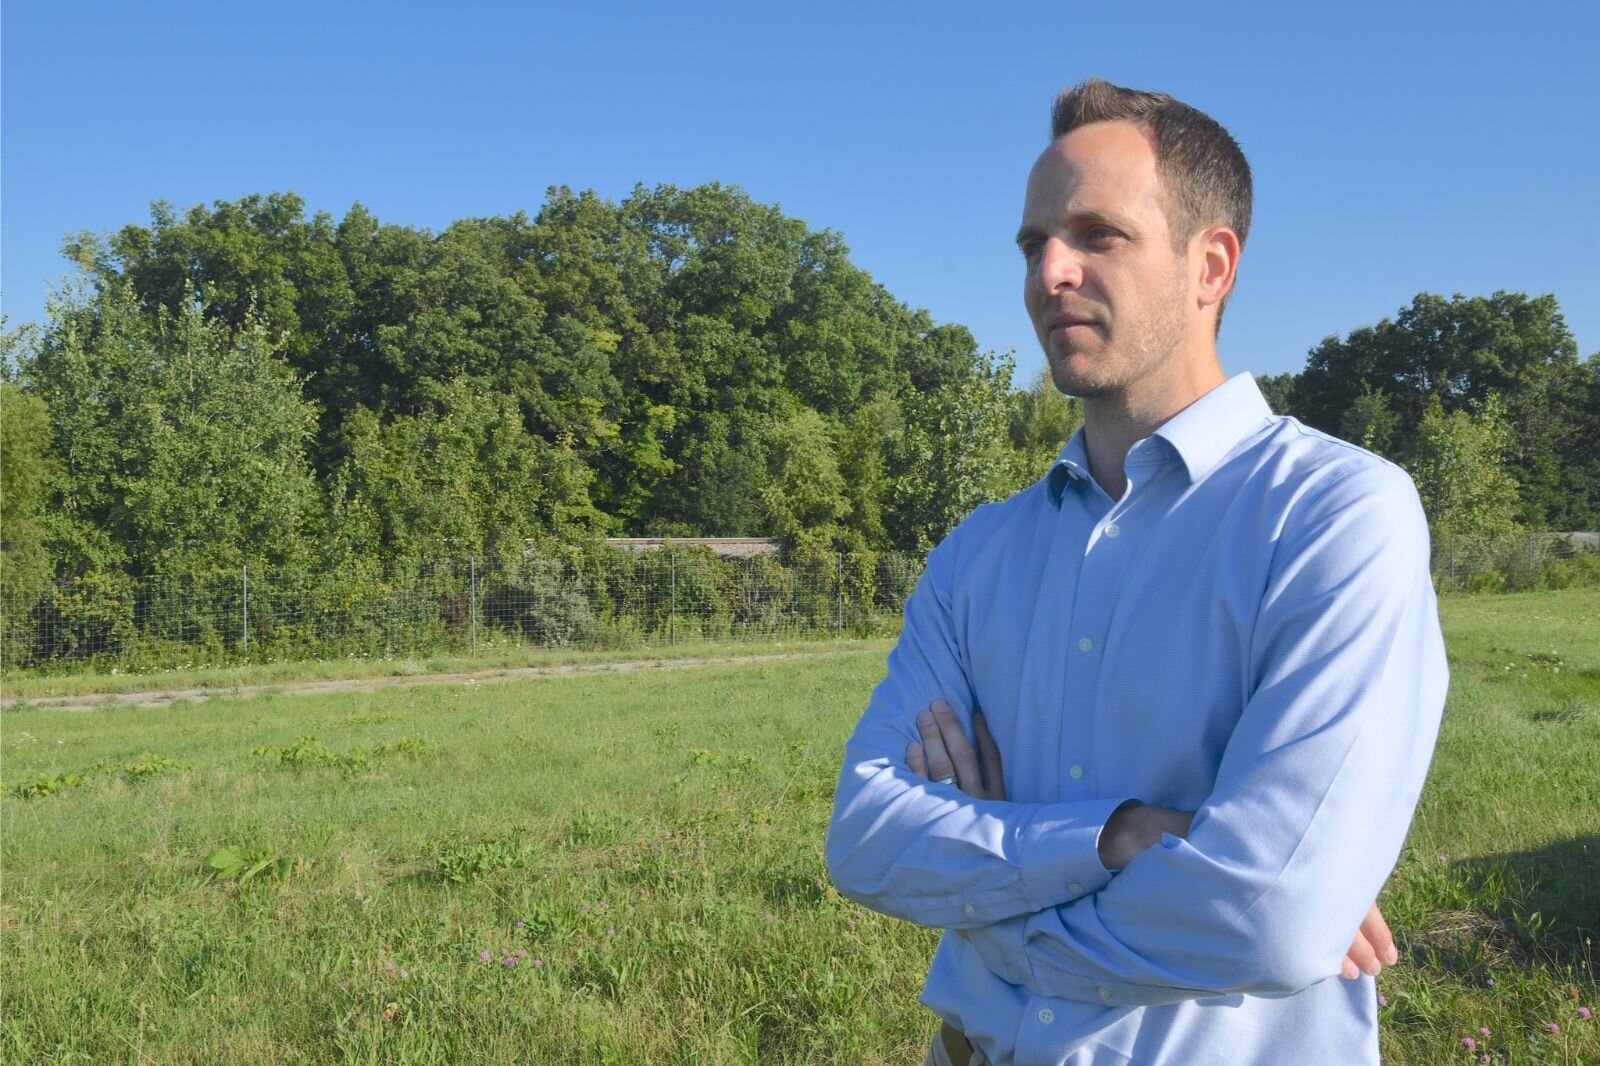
[1046,373,1274,504]
[1046,431,1093,504]
[1152,372,1275,484]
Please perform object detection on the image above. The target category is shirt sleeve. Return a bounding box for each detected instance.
[963,461,1448,1004]
[826,519,1133,929]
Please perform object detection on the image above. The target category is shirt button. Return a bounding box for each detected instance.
[1069,764,1085,780]
[1037,1007,1055,1025]
[1078,637,1093,653]
[963,903,975,917]
[1097,987,1111,1001]
[1104,523,1120,538]
[1067,881,1084,894]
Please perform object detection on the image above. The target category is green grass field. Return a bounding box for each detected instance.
[2,591,1596,1064]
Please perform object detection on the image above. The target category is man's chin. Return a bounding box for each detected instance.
[1047,355,1116,399]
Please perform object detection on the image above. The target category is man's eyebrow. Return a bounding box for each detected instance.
[1015,209,1131,248]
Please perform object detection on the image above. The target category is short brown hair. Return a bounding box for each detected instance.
[1051,78,1252,252]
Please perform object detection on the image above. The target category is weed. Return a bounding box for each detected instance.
[202,845,299,885]
[10,751,191,798]
[436,839,524,884]
[250,734,432,773]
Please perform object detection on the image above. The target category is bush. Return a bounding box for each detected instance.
[1541,553,1600,590]
[481,557,602,647]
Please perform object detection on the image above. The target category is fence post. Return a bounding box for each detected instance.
[242,564,249,655]
[669,550,677,647]
[836,552,844,634]
[470,556,478,654]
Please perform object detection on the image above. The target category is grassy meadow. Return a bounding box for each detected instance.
[2,591,1597,1063]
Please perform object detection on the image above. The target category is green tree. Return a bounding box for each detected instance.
[0,377,55,591]
[887,350,1028,551]
[1406,396,1521,542]
[759,408,851,553]
[1338,386,1400,457]
[1010,367,1084,472]
[332,378,605,564]
[48,183,1044,554]
[20,283,321,575]
[1294,291,1589,526]
[1255,372,1298,417]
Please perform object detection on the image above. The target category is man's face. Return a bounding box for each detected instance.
[1018,120,1195,400]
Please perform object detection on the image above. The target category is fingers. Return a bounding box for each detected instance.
[931,701,983,793]
[1362,903,1399,966]
[906,742,928,779]
[916,708,957,783]
[912,701,1006,800]
[1343,930,1379,979]
[1341,903,1396,980]
[973,710,1005,800]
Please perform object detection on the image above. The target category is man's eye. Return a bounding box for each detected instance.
[1019,241,1043,261]
[1086,226,1119,243]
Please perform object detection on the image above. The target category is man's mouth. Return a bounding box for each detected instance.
[1046,312,1102,335]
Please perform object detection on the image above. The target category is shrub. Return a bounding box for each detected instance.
[1542,553,1600,590]
[481,557,601,647]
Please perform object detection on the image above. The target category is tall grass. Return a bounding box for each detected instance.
[2,592,1596,1063]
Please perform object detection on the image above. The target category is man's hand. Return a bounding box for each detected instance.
[1099,801,1194,871]
[905,699,1005,800]
[1341,903,1398,979]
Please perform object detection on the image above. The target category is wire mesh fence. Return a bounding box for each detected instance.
[4,532,1595,677]
[1430,532,1600,593]
[0,549,926,676]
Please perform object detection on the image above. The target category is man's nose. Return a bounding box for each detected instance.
[1035,237,1084,292]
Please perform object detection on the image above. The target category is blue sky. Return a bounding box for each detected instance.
[4,0,1597,385]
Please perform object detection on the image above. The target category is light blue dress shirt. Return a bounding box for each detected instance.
[826,374,1448,1066]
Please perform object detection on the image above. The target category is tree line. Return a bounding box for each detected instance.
[3,186,1597,599]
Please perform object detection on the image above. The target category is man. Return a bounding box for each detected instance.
[825,79,1448,1066]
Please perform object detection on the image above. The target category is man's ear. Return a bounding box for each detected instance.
[1194,225,1240,312]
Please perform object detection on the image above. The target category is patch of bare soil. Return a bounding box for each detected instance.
[2,653,826,713]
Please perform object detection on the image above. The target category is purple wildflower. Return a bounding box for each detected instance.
[1479,1027,1491,1037]
[1547,1023,1561,1034]
[1579,1007,1593,1021]
[1462,1037,1476,1050]
[478,950,492,962]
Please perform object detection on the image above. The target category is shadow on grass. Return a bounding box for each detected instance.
[1413,835,1598,976]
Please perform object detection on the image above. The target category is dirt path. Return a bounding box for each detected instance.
[1,652,838,712]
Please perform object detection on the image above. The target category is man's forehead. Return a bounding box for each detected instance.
[1022,122,1165,221]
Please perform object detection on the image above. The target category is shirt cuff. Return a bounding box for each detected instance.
[1017,795,1131,910]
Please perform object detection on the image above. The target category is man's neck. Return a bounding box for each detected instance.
[1082,358,1227,500]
